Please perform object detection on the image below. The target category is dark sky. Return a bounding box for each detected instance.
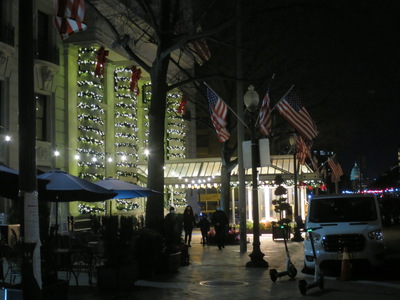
[240,0,400,180]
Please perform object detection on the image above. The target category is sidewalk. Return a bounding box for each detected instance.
[69,229,400,300]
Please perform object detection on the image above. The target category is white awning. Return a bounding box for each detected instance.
[137,155,320,185]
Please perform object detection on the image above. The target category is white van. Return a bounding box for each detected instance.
[304,194,386,270]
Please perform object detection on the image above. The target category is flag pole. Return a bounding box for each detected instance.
[204,82,248,128]
[270,84,295,113]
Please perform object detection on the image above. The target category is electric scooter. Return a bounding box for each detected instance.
[269,225,297,282]
[298,227,324,295]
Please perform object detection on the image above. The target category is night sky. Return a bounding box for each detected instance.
[239,0,400,180]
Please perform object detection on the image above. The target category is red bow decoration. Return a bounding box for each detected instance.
[177,98,187,115]
[130,66,142,95]
[95,47,109,77]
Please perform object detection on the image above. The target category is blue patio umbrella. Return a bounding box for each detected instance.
[0,164,49,200]
[38,169,117,233]
[38,169,117,202]
[94,177,160,199]
[94,178,160,216]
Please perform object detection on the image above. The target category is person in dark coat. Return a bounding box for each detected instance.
[183,205,196,246]
[211,206,229,250]
[164,206,180,248]
[198,214,210,246]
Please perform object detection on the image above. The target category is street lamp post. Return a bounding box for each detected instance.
[244,85,268,268]
[289,135,304,242]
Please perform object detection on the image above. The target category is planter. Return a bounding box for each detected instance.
[97,262,138,291]
[2,280,69,300]
[137,257,158,280]
[43,279,69,300]
[168,252,181,273]
[0,285,22,300]
[272,225,291,240]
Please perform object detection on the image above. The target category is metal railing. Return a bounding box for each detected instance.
[0,22,15,47]
[34,39,59,65]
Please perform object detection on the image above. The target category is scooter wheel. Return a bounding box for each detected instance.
[288,264,297,278]
[298,279,307,295]
[269,269,278,282]
[318,273,324,290]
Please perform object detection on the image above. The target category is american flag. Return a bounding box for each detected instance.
[187,39,211,65]
[206,87,230,143]
[328,154,344,182]
[54,0,87,40]
[258,91,272,136]
[276,88,318,141]
[296,135,311,165]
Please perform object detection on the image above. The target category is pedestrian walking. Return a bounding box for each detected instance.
[183,205,196,246]
[198,214,210,246]
[212,205,229,250]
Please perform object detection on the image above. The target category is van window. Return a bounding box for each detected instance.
[309,197,377,223]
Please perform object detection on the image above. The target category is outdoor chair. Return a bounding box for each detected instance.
[1,244,20,285]
[70,236,97,286]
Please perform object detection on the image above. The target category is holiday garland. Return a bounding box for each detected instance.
[77,47,106,180]
[166,92,186,160]
[115,199,140,211]
[73,48,189,215]
[114,67,140,180]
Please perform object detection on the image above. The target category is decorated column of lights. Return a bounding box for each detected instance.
[165,91,187,207]
[166,91,186,160]
[142,83,151,151]
[76,47,106,180]
[114,67,140,179]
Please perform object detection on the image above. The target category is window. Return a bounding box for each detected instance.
[0,81,7,135]
[36,94,48,141]
[36,11,58,64]
[309,196,377,223]
[0,0,14,46]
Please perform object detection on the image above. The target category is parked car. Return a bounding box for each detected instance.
[304,194,386,271]
[379,196,400,225]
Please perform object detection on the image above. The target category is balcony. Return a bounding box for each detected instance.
[34,39,60,90]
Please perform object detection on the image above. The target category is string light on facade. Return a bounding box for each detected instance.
[77,46,106,180]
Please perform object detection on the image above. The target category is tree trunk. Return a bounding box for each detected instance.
[220,164,231,219]
[145,55,170,233]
